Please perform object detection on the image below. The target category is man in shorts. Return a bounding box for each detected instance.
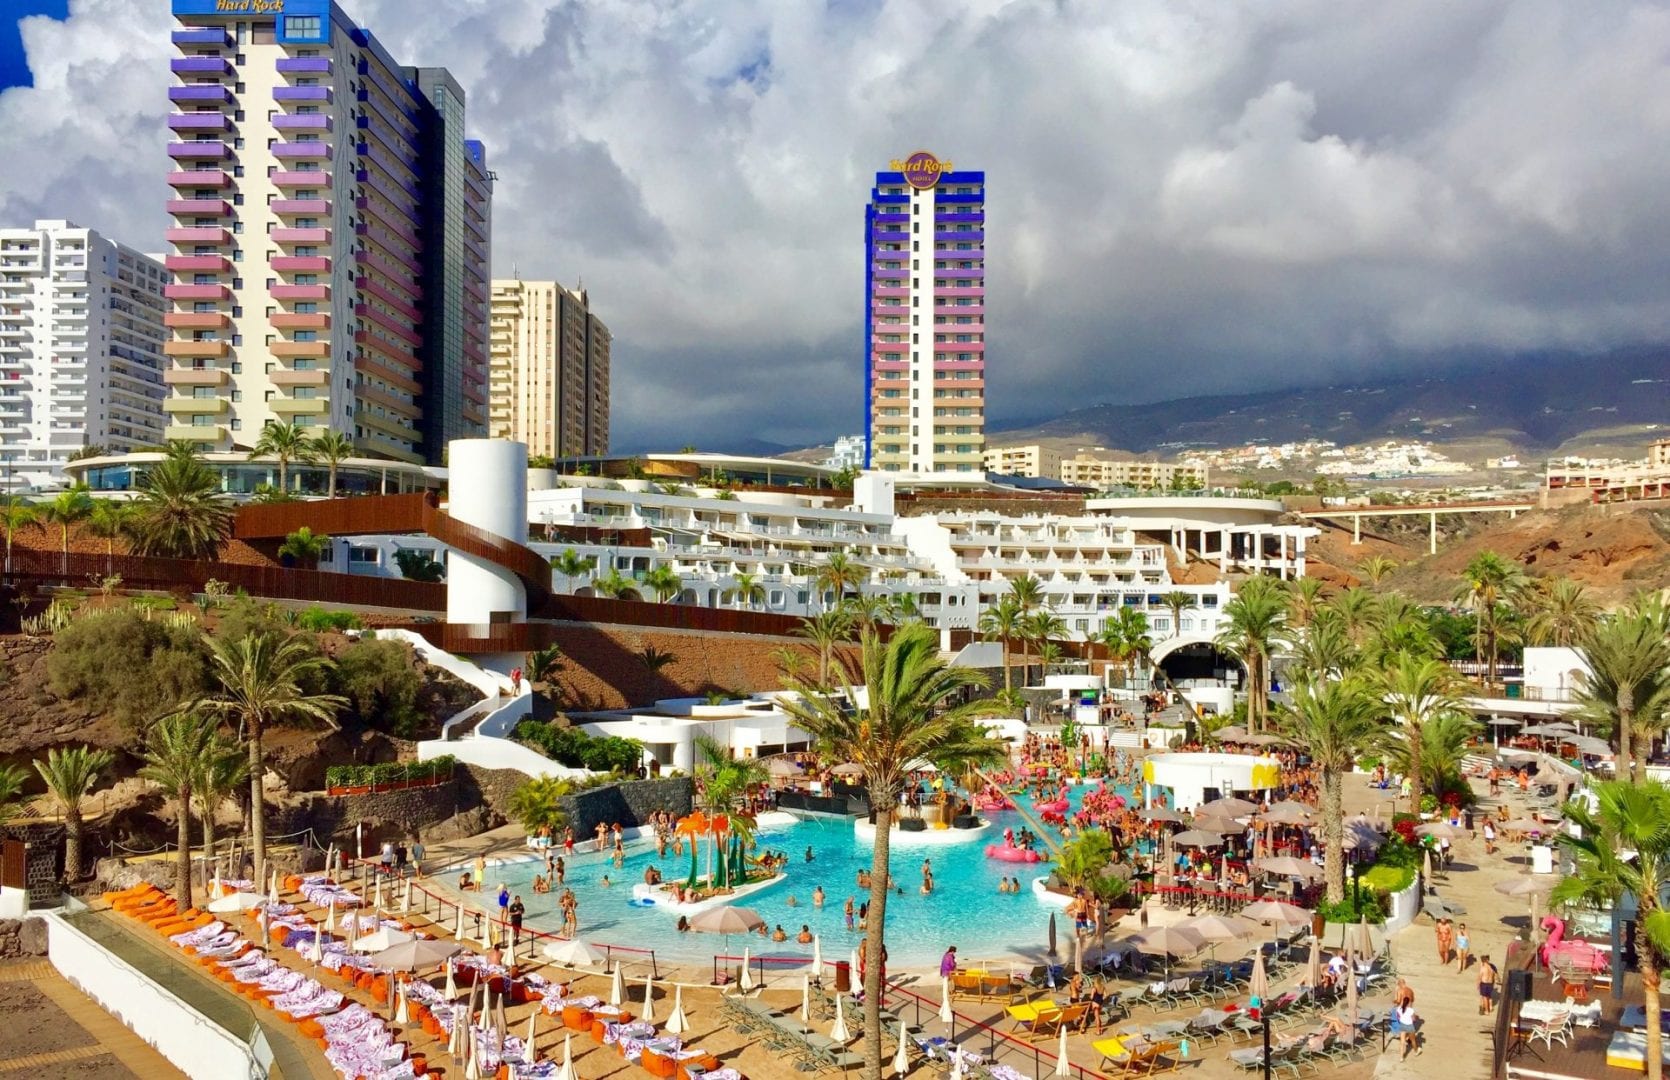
[1476,956,1497,1015]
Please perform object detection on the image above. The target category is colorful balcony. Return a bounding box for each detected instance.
[273,114,332,131]
[272,171,331,188]
[168,170,230,189]
[167,141,230,161]
[165,423,227,441]
[276,57,332,74]
[271,227,330,244]
[270,397,328,416]
[172,27,232,47]
[271,256,330,273]
[269,368,328,387]
[269,284,329,300]
[272,142,331,160]
[169,84,233,104]
[164,396,228,414]
[165,255,231,273]
[871,230,909,243]
[936,231,984,243]
[273,85,332,103]
[873,287,908,299]
[164,284,230,300]
[167,198,230,216]
[164,227,231,245]
[164,340,228,359]
[271,341,329,358]
[168,113,231,132]
[271,199,330,215]
[171,56,232,76]
[163,367,228,386]
[269,312,329,329]
[163,312,229,329]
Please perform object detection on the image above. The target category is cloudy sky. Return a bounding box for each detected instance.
[2,0,1668,452]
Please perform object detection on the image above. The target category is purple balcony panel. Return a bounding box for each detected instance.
[167,199,230,216]
[934,268,986,280]
[169,84,232,103]
[171,56,232,75]
[169,113,230,131]
[272,142,331,160]
[871,230,908,243]
[172,27,232,46]
[273,114,332,131]
[936,231,984,243]
[276,57,332,74]
[167,141,230,160]
[272,198,331,215]
[936,213,984,224]
[274,85,333,102]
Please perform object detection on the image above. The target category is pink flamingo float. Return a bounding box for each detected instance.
[1540,915,1607,974]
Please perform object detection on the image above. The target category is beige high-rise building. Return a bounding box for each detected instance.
[489,279,610,458]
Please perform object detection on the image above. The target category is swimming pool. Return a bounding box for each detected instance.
[455,779,1139,969]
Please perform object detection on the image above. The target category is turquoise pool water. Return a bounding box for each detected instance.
[473,781,1139,969]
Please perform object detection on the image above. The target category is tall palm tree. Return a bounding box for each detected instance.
[550,549,596,592]
[1332,587,1379,646]
[277,526,330,568]
[194,733,247,878]
[1275,677,1380,904]
[642,564,683,603]
[34,744,114,882]
[794,609,852,688]
[139,712,216,907]
[1020,609,1068,686]
[1453,550,1526,687]
[1159,590,1195,638]
[1555,780,1670,1080]
[34,486,93,573]
[0,497,34,576]
[778,625,1007,1080]
[890,592,923,624]
[978,594,1025,693]
[693,732,767,813]
[194,633,344,884]
[126,454,234,560]
[308,430,355,498]
[1283,576,1328,629]
[84,499,130,574]
[841,593,890,635]
[1358,555,1399,588]
[1379,711,1479,804]
[591,568,635,599]
[1525,577,1600,647]
[1215,577,1287,733]
[1573,603,1670,783]
[1095,607,1152,690]
[1374,653,1467,812]
[1360,599,1442,670]
[1283,612,1358,684]
[1008,574,1045,614]
[251,421,316,494]
[815,553,863,610]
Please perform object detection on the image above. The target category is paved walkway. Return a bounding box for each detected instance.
[0,959,186,1078]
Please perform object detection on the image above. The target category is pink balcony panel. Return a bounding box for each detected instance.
[872,342,908,354]
[873,287,908,298]
[271,199,331,215]
[934,343,985,354]
[271,228,331,244]
[165,255,231,272]
[165,227,231,245]
[168,199,230,216]
[937,287,983,298]
[168,170,230,188]
[271,256,330,272]
[272,171,331,188]
[935,306,984,317]
[164,284,230,300]
[355,303,422,347]
[354,277,420,322]
[269,284,330,300]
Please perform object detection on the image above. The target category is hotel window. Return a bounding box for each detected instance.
[285,16,323,37]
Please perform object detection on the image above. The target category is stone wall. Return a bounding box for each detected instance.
[0,917,47,958]
[558,778,694,839]
[270,779,489,850]
[2,822,65,907]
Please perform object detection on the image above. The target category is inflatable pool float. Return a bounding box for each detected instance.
[975,796,1015,812]
[631,883,660,906]
[1034,799,1069,814]
[628,897,656,907]
[985,842,1042,863]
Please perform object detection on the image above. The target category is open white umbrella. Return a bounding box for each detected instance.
[665,984,689,1035]
[801,974,812,1022]
[766,757,803,777]
[832,763,865,777]
[1129,925,1206,957]
[354,926,416,953]
[939,976,953,1024]
[1415,822,1460,840]
[1260,801,1314,826]
[1202,796,1260,817]
[209,890,267,913]
[552,1035,576,1080]
[1139,807,1186,824]
[1170,830,1226,849]
[1242,900,1313,929]
[542,938,606,968]
[368,938,462,972]
[1253,856,1323,882]
[1055,1023,1070,1077]
[640,974,656,1023]
[1180,913,1259,943]
[893,1020,910,1076]
[609,962,624,1006]
[830,992,851,1041]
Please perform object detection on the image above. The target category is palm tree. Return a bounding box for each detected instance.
[34,486,93,573]
[1453,550,1526,687]
[139,712,216,907]
[1283,576,1328,629]
[1379,711,1479,804]
[1159,590,1195,638]
[0,497,34,576]
[728,572,765,610]
[794,609,852,688]
[693,732,768,813]
[841,593,891,635]
[778,625,1007,1079]
[194,733,246,878]
[1525,577,1600,647]
[1008,574,1045,614]
[308,430,355,498]
[591,568,635,600]
[0,763,27,825]
[1358,555,1399,588]
[1555,780,1670,1080]
[1275,677,1380,904]
[1573,603,1670,783]
[1332,587,1378,646]
[34,744,114,882]
[979,594,1025,694]
[84,499,130,573]
[1021,609,1068,686]
[815,553,863,610]
[642,564,683,603]
[251,421,315,494]
[195,633,344,884]
[1284,612,1358,683]
[1215,577,1287,733]
[1374,653,1468,813]
[1360,599,1441,670]
[508,776,572,834]
[126,454,234,560]
[1095,607,1152,690]
[550,549,596,592]
[277,526,330,568]
[890,592,923,624]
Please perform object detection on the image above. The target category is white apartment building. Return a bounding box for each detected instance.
[983,443,1206,489]
[0,220,167,491]
[983,444,1062,478]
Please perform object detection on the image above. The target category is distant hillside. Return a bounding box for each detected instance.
[989,349,1670,465]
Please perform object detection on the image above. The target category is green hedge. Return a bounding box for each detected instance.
[325,755,456,790]
[298,606,363,632]
[514,720,643,773]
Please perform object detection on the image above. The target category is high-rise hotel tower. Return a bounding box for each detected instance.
[864,152,985,473]
[166,0,492,466]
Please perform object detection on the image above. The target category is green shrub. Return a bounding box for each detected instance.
[1316,892,1387,924]
[515,720,643,773]
[324,756,455,790]
[45,606,208,728]
[297,607,362,632]
[211,596,291,642]
[331,637,423,736]
[1359,864,1415,895]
